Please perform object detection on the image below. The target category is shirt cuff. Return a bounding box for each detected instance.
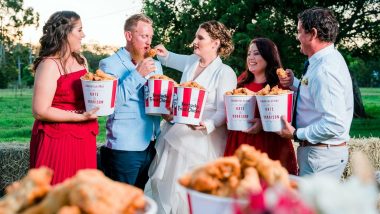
[203,119,215,134]
[132,69,147,82]
[157,52,170,66]
[297,128,306,141]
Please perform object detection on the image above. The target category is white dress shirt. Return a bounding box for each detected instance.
[293,44,353,144]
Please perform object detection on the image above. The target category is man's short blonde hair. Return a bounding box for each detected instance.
[124,14,153,32]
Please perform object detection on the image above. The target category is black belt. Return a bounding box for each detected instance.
[299,141,347,147]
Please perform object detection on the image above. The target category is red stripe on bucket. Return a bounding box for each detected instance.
[182,88,192,117]
[145,82,149,107]
[287,93,293,123]
[194,89,205,119]
[173,87,178,116]
[111,79,117,108]
[153,80,162,107]
[166,81,174,110]
[187,193,193,214]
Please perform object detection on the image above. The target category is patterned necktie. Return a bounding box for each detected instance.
[292,60,309,128]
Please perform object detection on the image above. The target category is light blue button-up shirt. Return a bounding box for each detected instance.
[293,44,353,144]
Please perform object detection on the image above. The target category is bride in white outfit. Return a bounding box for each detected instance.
[145,20,237,214]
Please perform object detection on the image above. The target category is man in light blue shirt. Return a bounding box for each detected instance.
[99,14,162,189]
[278,7,353,179]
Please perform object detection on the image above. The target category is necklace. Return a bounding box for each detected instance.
[199,61,207,68]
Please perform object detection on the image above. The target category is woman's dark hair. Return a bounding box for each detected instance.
[33,11,84,74]
[238,38,282,88]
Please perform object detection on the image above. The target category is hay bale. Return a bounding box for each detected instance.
[343,137,380,179]
[0,143,29,197]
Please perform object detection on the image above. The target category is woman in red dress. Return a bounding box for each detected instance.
[30,11,99,184]
[224,38,297,175]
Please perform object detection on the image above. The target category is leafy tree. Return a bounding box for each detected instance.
[0,0,39,88]
[144,0,380,117]
[82,44,114,72]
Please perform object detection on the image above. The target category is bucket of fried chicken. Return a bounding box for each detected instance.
[172,81,207,125]
[144,74,176,115]
[179,144,293,214]
[255,85,293,132]
[225,88,256,131]
[81,69,118,116]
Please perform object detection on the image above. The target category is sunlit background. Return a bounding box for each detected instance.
[22,0,143,46]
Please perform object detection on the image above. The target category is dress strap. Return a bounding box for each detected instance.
[44,57,63,75]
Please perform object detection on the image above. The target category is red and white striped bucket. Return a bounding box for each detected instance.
[81,78,118,116]
[144,79,175,115]
[172,86,207,125]
[255,92,293,132]
[225,95,256,131]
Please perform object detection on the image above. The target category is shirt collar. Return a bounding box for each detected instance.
[118,47,132,60]
[308,44,335,65]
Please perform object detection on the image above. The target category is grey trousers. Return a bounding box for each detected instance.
[297,145,349,179]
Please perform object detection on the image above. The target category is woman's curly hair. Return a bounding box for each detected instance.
[199,20,234,58]
[33,11,85,74]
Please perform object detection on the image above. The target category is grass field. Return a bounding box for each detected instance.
[0,87,379,143]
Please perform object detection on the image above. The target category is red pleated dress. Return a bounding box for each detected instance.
[30,68,99,185]
[224,76,298,175]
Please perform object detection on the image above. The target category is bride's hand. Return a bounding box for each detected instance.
[188,121,206,131]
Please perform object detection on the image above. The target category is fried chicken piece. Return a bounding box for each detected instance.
[22,170,145,214]
[234,144,290,188]
[149,74,177,84]
[236,167,262,197]
[81,70,116,81]
[68,170,145,214]
[179,156,241,197]
[225,88,255,95]
[95,69,115,80]
[179,81,206,90]
[81,72,94,81]
[276,68,287,78]
[145,49,157,58]
[22,180,74,214]
[256,84,290,95]
[256,84,270,95]
[57,206,81,214]
[0,167,53,214]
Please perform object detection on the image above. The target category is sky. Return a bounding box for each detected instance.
[22,0,143,46]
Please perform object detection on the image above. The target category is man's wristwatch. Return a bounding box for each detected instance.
[293,129,300,142]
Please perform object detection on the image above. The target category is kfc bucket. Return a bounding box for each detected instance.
[81,78,118,116]
[225,95,256,131]
[186,188,248,214]
[144,78,175,115]
[172,86,207,125]
[256,92,293,132]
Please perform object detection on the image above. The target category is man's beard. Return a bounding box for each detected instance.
[130,43,145,63]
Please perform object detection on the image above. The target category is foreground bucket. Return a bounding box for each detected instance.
[81,78,118,116]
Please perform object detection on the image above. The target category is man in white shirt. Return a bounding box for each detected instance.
[278,7,354,179]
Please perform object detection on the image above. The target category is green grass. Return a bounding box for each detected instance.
[350,87,380,138]
[0,87,379,143]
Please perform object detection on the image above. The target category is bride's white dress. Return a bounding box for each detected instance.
[145,52,237,214]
